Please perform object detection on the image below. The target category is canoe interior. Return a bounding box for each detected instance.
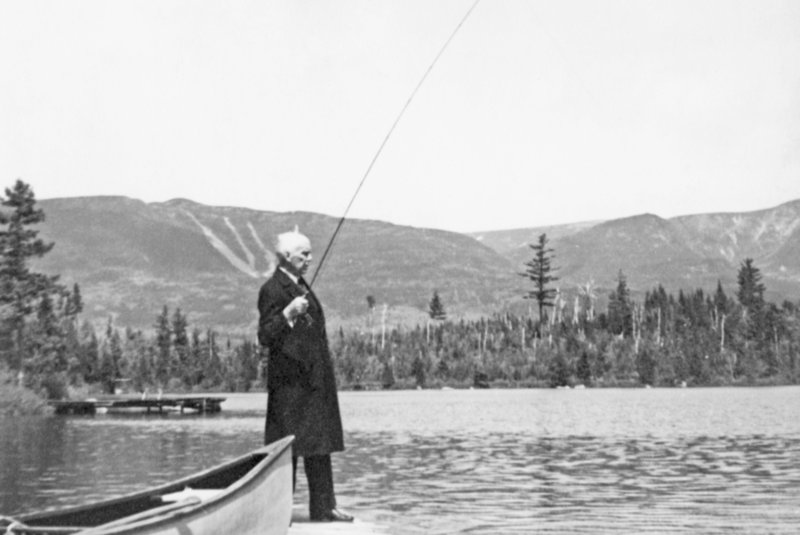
[16,441,286,531]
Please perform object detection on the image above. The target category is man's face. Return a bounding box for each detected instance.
[286,244,312,276]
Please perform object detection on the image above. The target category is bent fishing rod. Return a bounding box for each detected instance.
[308,0,481,289]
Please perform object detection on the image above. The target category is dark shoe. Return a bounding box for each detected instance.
[310,508,354,522]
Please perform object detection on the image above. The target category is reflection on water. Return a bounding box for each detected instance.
[2,388,800,534]
[0,413,263,515]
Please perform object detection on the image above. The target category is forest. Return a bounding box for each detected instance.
[1,180,799,405]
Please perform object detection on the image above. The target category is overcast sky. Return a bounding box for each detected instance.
[1,0,799,233]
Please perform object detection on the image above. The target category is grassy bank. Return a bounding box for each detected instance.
[0,368,52,416]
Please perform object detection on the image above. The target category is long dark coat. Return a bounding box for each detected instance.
[257,268,344,457]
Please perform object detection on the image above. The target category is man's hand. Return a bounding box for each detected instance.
[284,294,309,322]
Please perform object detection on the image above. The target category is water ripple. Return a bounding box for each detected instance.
[333,432,800,534]
[3,389,800,534]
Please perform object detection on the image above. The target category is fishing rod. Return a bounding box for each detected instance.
[309,0,481,288]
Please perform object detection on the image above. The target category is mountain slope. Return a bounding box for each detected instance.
[26,196,800,334]
[672,199,800,263]
[471,199,800,301]
[33,197,520,333]
[555,213,730,289]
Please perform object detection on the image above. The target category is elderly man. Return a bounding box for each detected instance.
[257,230,353,523]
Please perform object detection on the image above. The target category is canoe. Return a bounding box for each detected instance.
[3,436,294,535]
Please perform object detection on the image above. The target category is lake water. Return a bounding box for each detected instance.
[1,387,799,534]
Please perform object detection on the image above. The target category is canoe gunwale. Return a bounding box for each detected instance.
[16,436,294,534]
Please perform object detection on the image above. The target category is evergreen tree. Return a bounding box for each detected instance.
[576,350,592,386]
[77,321,100,383]
[233,339,259,391]
[428,290,447,320]
[171,308,190,387]
[411,354,426,387]
[737,258,765,315]
[547,350,572,387]
[25,292,69,397]
[736,258,767,348]
[62,314,81,383]
[0,180,62,371]
[60,284,84,385]
[98,318,121,394]
[380,359,396,389]
[154,306,172,386]
[203,329,223,387]
[713,280,730,316]
[636,345,658,385]
[644,284,669,339]
[190,328,204,386]
[65,283,84,318]
[607,270,633,336]
[521,233,559,321]
[124,329,151,392]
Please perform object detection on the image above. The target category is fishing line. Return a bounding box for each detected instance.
[310,0,481,288]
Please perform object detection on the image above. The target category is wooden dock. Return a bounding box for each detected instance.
[48,396,225,415]
[289,507,388,535]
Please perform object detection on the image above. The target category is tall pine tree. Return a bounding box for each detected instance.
[737,258,765,315]
[607,270,633,336]
[154,305,172,386]
[171,308,191,387]
[0,180,63,373]
[736,258,767,345]
[520,233,559,321]
[428,290,447,320]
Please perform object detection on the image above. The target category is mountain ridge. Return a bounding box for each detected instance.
[27,196,800,334]
[469,198,800,301]
[33,196,519,333]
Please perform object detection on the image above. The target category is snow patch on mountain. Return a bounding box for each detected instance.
[184,211,259,278]
[224,216,255,269]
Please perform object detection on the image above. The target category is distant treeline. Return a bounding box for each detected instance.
[335,275,800,389]
[22,271,798,397]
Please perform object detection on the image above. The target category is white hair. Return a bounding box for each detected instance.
[275,230,311,257]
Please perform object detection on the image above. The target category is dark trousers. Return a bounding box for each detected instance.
[293,454,336,518]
